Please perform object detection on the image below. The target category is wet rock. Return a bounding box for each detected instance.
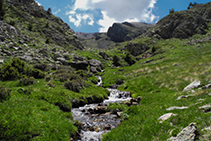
[103,124,111,130]
[166,106,188,111]
[132,102,139,105]
[110,84,120,89]
[136,96,142,103]
[94,106,108,114]
[183,80,201,92]
[158,113,177,123]
[167,123,198,141]
[117,112,123,117]
[124,101,131,106]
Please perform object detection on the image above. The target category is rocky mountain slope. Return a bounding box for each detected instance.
[145,2,211,39]
[76,22,154,49]
[1,0,211,141]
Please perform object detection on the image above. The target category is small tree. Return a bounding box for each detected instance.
[113,55,121,66]
[188,2,198,9]
[47,8,52,15]
[28,23,33,31]
[169,8,175,14]
[0,0,5,19]
[45,38,50,44]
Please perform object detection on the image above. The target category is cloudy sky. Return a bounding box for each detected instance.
[36,0,211,33]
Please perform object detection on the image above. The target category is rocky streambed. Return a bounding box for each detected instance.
[71,88,132,141]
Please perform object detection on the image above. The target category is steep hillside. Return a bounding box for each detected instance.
[107,22,154,42]
[145,2,211,39]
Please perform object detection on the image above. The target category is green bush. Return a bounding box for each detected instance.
[11,58,26,73]
[124,53,135,66]
[64,79,85,92]
[45,38,50,44]
[52,69,81,82]
[26,67,45,79]
[0,87,11,102]
[0,58,45,80]
[19,76,35,86]
[112,55,121,66]
[28,23,33,31]
[33,63,47,71]
[0,0,5,19]
[0,64,19,80]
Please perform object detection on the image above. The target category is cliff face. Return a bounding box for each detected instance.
[76,22,154,49]
[145,2,211,39]
[107,22,154,42]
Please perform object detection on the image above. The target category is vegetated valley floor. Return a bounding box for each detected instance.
[1,3,211,141]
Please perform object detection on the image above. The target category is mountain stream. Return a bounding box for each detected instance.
[71,77,131,141]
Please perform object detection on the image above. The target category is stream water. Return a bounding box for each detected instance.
[71,77,131,141]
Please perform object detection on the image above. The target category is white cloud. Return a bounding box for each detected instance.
[98,11,115,32]
[68,14,95,27]
[35,1,42,6]
[67,0,158,32]
[53,9,61,15]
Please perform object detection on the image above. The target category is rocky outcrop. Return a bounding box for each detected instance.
[88,59,103,73]
[167,123,198,141]
[183,81,201,92]
[124,43,149,56]
[166,106,188,111]
[145,10,207,39]
[158,113,177,123]
[69,61,89,70]
[4,0,84,50]
[108,22,154,42]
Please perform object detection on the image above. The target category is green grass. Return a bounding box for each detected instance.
[100,34,211,140]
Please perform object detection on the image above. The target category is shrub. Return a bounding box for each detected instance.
[0,87,11,102]
[0,58,45,80]
[52,69,80,82]
[26,67,45,79]
[116,79,124,85]
[47,8,52,15]
[0,64,19,80]
[33,63,47,71]
[0,58,25,80]
[19,76,35,86]
[169,8,175,14]
[11,58,26,73]
[45,38,50,44]
[113,55,121,66]
[124,53,135,66]
[64,79,85,92]
[0,0,5,19]
[28,23,33,31]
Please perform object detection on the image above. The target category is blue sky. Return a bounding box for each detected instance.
[36,0,211,33]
